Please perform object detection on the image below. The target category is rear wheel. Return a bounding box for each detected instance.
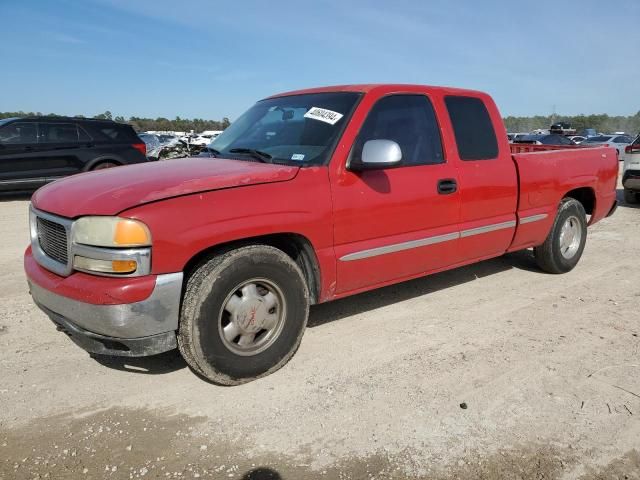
[624,189,638,205]
[91,161,119,170]
[178,245,309,385]
[534,198,587,274]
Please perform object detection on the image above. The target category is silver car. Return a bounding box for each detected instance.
[582,134,634,160]
[137,133,163,161]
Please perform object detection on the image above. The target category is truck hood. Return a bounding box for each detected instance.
[32,157,299,218]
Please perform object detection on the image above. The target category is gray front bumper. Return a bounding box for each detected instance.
[29,272,183,356]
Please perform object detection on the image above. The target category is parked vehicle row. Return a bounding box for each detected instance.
[582,134,634,159]
[0,117,230,193]
[0,117,148,192]
[507,126,636,160]
[24,84,618,385]
[512,133,576,146]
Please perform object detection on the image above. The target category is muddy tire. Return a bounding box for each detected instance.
[534,198,587,274]
[177,245,309,385]
[624,189,638,205]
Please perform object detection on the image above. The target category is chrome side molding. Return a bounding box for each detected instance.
[340,214,548,262]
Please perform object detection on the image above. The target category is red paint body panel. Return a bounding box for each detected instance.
[31,157,299,217]
[120,167,336,296]
[509,146,618,250]
[25,247,156,305]
[24,84,619,308]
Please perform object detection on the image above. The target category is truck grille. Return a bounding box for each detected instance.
[36,216,69,265]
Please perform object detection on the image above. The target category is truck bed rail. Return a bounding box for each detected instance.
[509,143,594,154]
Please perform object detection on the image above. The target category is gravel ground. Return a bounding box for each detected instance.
[0,185,639,480]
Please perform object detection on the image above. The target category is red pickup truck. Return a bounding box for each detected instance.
[25,84,618,385]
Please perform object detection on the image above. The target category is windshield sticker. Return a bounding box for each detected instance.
[291,153,305,161]
[304,107,343,125]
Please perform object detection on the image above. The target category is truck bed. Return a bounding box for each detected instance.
[508,145,618,252]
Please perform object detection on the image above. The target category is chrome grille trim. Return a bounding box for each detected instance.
[29,206,74,277]
[36,216,68,264]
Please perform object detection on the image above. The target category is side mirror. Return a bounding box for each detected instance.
[350,139,402,170]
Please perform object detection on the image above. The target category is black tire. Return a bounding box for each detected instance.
[178,245,310,385]
[534,198,587,274]
[624,189,638,205]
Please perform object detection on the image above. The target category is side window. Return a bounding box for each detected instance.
[98,126,134,142]
[0,122,38,144]
[352,95,444,166]
[77,125,92,142]
[39,123,80,143]
[445,96,498,160]
[99,128,118,140]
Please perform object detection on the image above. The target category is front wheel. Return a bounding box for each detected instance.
[534,198,587,274]
[178,245,309,385]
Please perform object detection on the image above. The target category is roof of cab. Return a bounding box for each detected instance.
[266,84,487,99]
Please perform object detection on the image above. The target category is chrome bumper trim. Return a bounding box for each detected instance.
[29,272,183,338]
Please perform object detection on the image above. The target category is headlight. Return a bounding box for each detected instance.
[70,216,152,277]
[73,256,139,275]
[72,217,151,248]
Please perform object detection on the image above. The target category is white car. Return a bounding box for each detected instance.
[507,132,529,143]
[568,135,586,144]
[582,134,634,160]
[622,135,640,204]
[182,131,224,147]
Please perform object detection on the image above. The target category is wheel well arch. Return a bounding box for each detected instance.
[182,233,322,304]
[85,157,122,171]
[563,187,595,215]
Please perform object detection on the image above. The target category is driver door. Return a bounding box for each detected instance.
[330,93,461,295]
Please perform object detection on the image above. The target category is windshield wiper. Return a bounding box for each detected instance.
[229,148,273,163]
[205,147,220,157]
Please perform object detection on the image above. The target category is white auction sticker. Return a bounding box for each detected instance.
[291,153,305,161]
[304,107,343,125]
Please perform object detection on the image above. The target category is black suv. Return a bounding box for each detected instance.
[0,117,149,192]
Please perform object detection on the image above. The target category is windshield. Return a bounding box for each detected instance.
[209,92,361,165]
[0,118,18,127]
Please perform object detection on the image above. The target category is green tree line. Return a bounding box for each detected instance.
[2,110,639,136]
[504,112,640,135]
[0,111,230,133]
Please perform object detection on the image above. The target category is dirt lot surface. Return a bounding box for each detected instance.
[1,188,639,480]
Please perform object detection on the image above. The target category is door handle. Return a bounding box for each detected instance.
[437,178,457,195]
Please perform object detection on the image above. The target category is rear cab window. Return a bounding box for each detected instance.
[445,96,498,160]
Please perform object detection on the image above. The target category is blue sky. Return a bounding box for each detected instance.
[1,0,638,120]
